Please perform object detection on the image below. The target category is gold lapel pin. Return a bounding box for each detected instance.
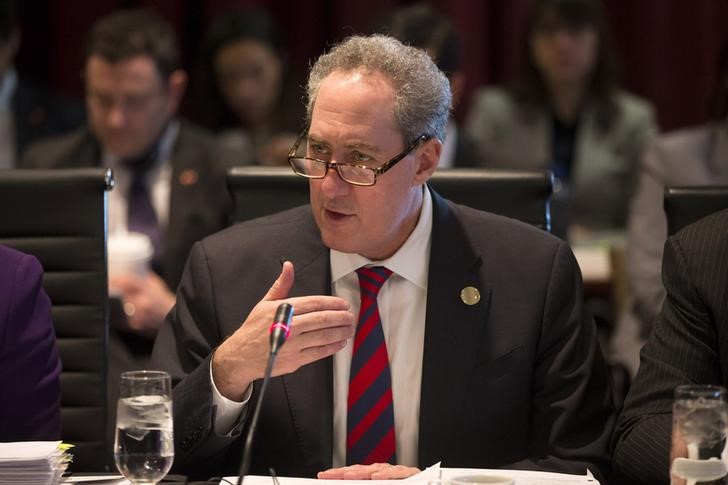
[460,286,481,306]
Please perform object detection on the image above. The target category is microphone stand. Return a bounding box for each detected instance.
[236,303,293,485]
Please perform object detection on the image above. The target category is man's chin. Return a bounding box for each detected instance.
[103,141,144,160]
[320,231,357,254]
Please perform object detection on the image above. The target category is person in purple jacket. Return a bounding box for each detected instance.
[0,244,61,440]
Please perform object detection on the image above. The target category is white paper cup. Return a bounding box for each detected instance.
[450,475,514,485]
[108,232,153,280]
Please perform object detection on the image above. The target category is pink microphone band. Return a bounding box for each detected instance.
[269,322,291,338]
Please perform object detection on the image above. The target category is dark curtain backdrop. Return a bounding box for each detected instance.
[16,0,728,132]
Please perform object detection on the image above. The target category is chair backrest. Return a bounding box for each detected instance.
[227,166,553,231]
[664,186,728,236]
[0,168,112,472]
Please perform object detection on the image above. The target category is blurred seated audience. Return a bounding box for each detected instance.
[21,7,236,448]
[192,8,302,166]
[612,209,728,485]
[376,2,481,168]
[0,0,84,169]
[613,44,728,376]
[0,244,61,441]
[465,0,656,239]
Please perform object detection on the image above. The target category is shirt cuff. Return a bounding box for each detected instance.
[210,359,252,436]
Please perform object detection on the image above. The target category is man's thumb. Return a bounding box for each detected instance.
[264,261,294,301]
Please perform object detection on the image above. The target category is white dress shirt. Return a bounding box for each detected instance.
[106,121,179,237]
[211,187,434,469]
[330,186,432,467]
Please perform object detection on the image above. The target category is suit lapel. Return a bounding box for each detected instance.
[280,217,335,470]
[418,190,492,467]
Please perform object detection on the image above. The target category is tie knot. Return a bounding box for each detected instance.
[356,266,392,297]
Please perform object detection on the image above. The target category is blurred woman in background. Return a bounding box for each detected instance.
[465,0,656,239]
[192,8,302,166]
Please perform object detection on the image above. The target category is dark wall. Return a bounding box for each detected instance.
[16,0,728,132]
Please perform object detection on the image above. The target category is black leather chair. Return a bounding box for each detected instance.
[227,166,552,231]
[664,186,728,236]
[0,168,112,472]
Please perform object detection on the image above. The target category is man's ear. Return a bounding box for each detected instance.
[413,137,442,185]
[165,69,188,115]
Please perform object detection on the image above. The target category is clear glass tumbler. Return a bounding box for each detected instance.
[671,385,728,485]
[114,370,174,485]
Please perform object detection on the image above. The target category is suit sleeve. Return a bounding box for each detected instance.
[0,253,61,440]
[505,242,615,483]
[612,236,721,485]
[151,241,246,479]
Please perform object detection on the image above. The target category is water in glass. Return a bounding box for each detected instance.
[114,371,173,485]
[671,385,728,485]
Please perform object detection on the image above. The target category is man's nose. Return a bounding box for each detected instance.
[106,104,126,128]
[320,164,351,197]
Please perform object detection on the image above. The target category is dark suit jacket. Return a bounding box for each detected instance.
[13,79,85,163]
[0,245,61,440]
[151,189,615,481]
[612,209,728,485]
[21,120,232,290]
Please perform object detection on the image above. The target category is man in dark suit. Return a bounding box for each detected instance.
[152,34,614,482]
[0,244,61,440]
[612,208,728,485]
[23,9,237,334]
[22,8,239,459]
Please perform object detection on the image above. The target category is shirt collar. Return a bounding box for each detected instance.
[330,185,433,290]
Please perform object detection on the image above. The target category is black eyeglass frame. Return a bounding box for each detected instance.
[287,131,431,186]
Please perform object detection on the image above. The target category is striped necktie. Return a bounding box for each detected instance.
[346,266,396,465]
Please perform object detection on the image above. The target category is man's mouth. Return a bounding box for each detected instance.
[324,208,353,221]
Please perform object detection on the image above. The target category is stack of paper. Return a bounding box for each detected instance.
[0,441,72,484]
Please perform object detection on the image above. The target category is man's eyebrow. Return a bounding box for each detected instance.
[307,135,329,147]
[308,135,381,154]
[345,141,380,153]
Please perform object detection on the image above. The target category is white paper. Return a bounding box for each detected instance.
[572,245,611,283]
[60,476,127,484]
[0,441,72,485]
[0,441,62,461]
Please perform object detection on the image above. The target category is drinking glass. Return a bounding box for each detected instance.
[671,385,728,485]
[114,371,174,485]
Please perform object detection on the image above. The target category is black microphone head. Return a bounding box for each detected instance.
[269,302,293,355]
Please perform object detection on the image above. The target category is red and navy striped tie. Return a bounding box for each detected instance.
[346,266,396,465]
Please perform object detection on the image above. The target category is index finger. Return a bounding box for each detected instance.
[283,295,351,314]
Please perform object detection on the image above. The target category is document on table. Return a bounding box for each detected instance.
[0,441,73,485]
[223,464,599,485]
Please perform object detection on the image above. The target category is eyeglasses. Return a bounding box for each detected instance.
[287,131,430,186]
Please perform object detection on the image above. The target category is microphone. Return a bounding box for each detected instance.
[236,302,294,485]
[269,302,293,355]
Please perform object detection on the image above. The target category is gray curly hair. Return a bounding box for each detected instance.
[306,34,452,145]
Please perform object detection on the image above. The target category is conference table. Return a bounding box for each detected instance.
[61,465,600,485]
